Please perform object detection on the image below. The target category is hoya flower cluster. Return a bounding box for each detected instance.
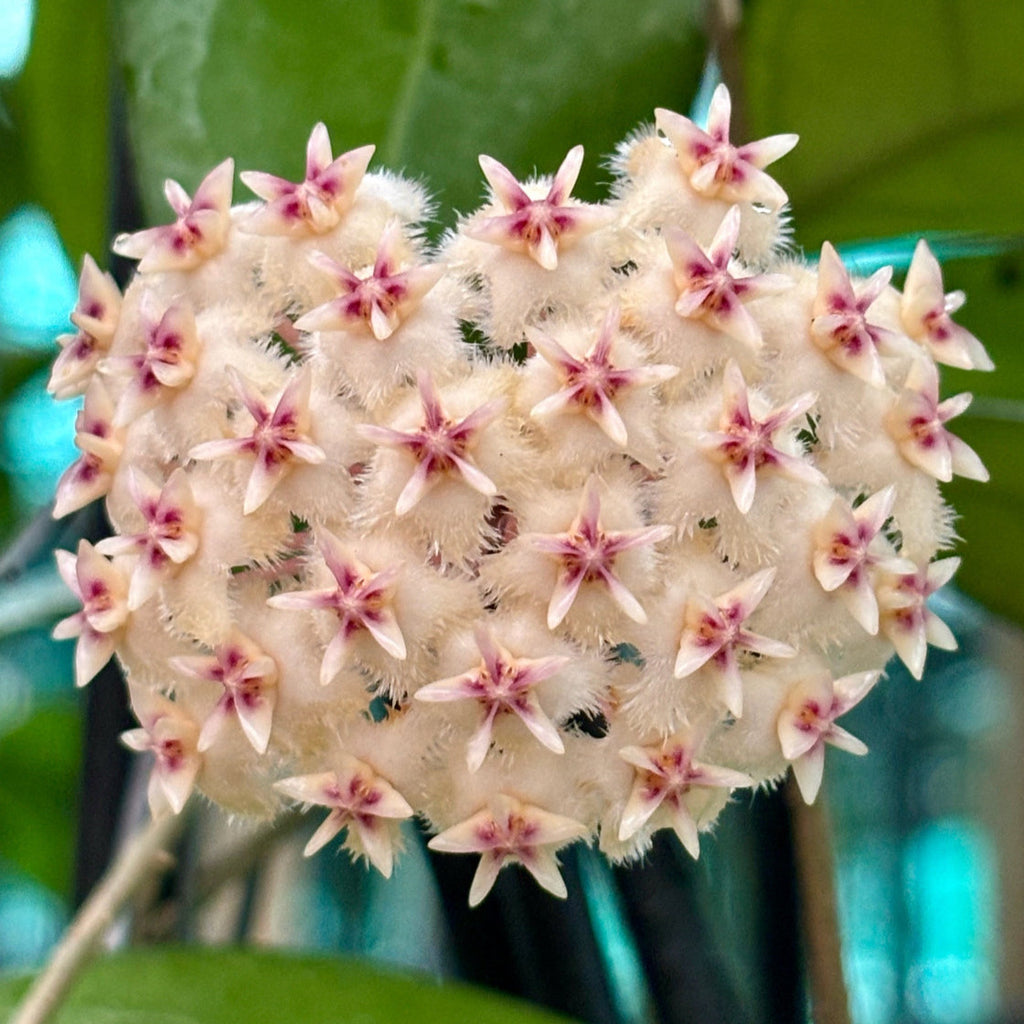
[49,87,991,906]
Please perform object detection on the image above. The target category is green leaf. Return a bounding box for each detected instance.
[117,0,705,228]
[0,704,81,894]
[741,1,1024,247]
[0,947,582,1023]
[0,97,27,228]
[0,0,111,264]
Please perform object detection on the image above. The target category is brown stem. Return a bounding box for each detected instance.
[10,809,186,1024]
[786,776,852,1024]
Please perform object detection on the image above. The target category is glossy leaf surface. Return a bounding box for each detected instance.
[0,0,110,264]
[0,947,581,1023]
[117,0,705,223]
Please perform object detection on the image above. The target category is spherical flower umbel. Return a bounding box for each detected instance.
[50,86,992,904]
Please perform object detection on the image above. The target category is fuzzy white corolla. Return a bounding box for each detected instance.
[49,98,990,904]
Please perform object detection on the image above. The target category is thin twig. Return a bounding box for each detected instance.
[11,809,186,1024]
[785,777,852,1024]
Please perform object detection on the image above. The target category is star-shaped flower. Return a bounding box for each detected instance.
[465,145,614,270]
[52,540,130,688]
[526,476,672,629]
[618,730,753,857]
[778,669,879,804]
[295,221,444,340]
[900,240,993,371]
[275,756,414,876]
[885,358,988,483]
[655,84,798,211]
[48,255,122,400]
[359,370,505,516]
[811,242,898,388]
[52,378,125,519]
[876,557,959,680]
[415,623,570,772]
[240,123,374,236]
[697,361,822,514]
[189,366,326,514]
[101,301,200,427]
[527,306,678,446]
[673,568,796,718]
[121,689,202,817]
[665,206,791,350]
[171,630,279,755]
[812,486,914,635]
[113,159,234,272]
[266,529,406,686]
[94,468,202,610]
[428,793,588,906]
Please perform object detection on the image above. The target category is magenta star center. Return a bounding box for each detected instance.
[476,811,540,855]
[721,415,777,469]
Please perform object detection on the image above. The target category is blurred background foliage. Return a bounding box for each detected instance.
[0,1,1022,1022]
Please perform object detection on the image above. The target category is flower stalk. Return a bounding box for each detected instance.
[786,777,853,1024]
[11,809,187,1024]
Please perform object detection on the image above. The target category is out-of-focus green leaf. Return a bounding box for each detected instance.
[0,0,110,264]
[0,99,27,225]
[0,947,582,1023]
[742,1,1024,248]
[0,351,49,402]
[0,704,81,894]
[742,3,1024,628]
[117,0,705,226]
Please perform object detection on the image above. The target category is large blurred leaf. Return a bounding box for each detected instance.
[117,0,705,225]
[0,0,110,264]
[0,704,80,893]
[0,947,581,1023]
[741,2,1024,628]
[742,2,1024,247]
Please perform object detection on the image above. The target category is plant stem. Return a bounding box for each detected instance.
[786,777,852,1024]
[11,810,186,1024]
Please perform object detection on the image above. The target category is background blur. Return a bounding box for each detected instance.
[1,2,1022,1022]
